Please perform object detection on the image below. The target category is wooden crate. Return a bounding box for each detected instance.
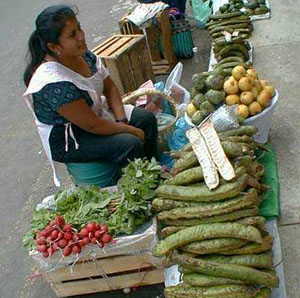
[119,9,177,75]
[44,253,164,297]
[92,35,155,95]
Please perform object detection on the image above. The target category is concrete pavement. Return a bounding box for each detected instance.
[0,0,299,297]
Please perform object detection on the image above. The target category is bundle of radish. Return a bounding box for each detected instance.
[153,125,279,297]
[34,216,114,258]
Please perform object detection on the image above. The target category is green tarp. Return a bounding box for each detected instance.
[257,144,280,219]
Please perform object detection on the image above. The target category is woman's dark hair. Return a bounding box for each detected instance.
[23,5,78,86]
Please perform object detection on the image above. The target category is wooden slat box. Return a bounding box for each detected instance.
[119,9,177,75]
[44,253,164,297]
[92,35,155,95]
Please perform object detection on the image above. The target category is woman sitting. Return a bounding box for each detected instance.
[23,5,158,187]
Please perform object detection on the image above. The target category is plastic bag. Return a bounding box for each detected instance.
[191,0,212,28]
[210,104,240,132]
[168,116,191,151]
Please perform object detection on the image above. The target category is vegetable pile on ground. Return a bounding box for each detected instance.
[224,65,276,119]
[187,70,226,125]
[152,125,279,297]
[23,158,161,256]
[206,12,253,64]
[217,0,270,17]
[34,215,113,258]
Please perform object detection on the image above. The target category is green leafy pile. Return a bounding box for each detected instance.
[23,158,161,250]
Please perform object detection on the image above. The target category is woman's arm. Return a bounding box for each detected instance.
[57,99,144,141]
[103,76,127,121]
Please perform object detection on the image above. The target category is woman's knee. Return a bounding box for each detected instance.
[120,134,144,158]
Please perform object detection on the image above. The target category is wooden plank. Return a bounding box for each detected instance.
[99,36,132,57]
[92,36,120,55]
[44,254,156,283]
[158,10,177,67]
[52,269,165,297]
[128,44,146,89]
[145,24,161,61]
[105,58,124,94]
[112,35,144,58]
[116,52,136,93]
[138,38,155,83]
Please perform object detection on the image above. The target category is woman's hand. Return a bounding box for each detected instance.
[121,124,145,143]
[132,127,145,143]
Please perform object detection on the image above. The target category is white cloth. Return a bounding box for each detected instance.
[23,55,134,187]
[126,2,169,28]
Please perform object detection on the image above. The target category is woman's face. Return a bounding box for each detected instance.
[55,17,87,58]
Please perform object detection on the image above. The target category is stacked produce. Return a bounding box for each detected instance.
[216,0,270,17]
[224,65,276,119]
[152,125,279,297]
[206,12,253,64]
[34,215,113,258]
[187,70,226,125]
[23,158,161,257]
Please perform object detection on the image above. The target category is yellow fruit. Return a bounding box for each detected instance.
[232,66,246,80]
[260,79,269,88]
[254,80,263,93]
[249,102,262,116]
[224,78,239,95]
[238,77,252,91]
[246,74,255,87]
[236,104,249,119]
[240,91,254,105]
[264,85,275,97]
[251,87,259,99]
[225,95,240,105]
[186,102,197,117]
[247,68,258,79]
[257,91,272,107]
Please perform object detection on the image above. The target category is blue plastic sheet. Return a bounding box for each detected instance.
[168,116,191,151]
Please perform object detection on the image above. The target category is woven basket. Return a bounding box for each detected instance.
[122,88,180,152]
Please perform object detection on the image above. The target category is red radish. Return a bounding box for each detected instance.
[63,246,72,257]
[46,236,52,244]
[55,216,65,227]
[49,220,57,227]
[101,234,112,243]
[94,230,103,239]
[63,224,72,232]
[43,251,49,258]
[88,232,94,239]
[100,225,108,233]
[40,231,49,238]
[36,238,46,246]
[58,239,68,248]
[86,223,96,232]
[51,230,59,240]
[57,232,64,240]
[79,228,89,237]
[45,226,54,234]
[72,234,79,242]
[52,243,58,252]
[78,240,86,247]
[72,245,81,254]
[47,247,53,256]
[82,238,90,245]
[91,237,98,244]
[98,242,104,248]
[68,240,74,247]
[37,245,48,253]
[64,232,73,241]
[94,223,100,230]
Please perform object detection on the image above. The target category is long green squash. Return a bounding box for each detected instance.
[153,222,262,256]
